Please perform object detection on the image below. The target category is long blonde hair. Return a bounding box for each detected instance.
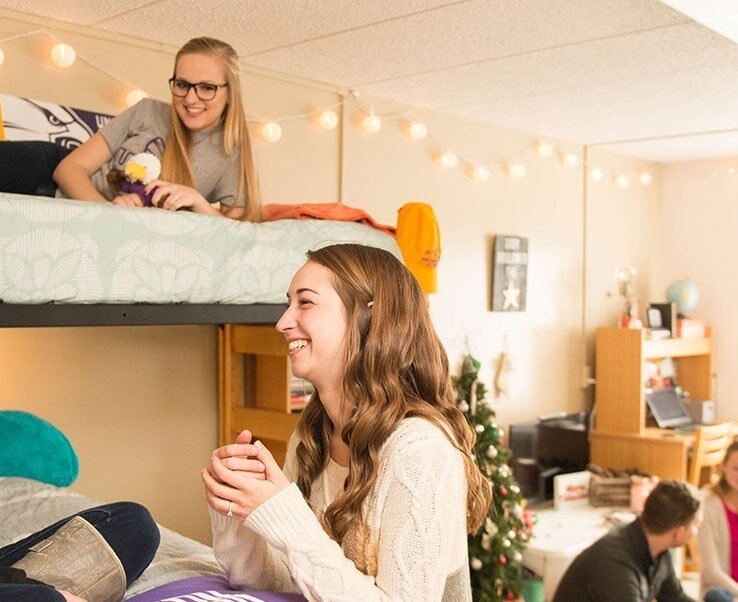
[292,244,492,544]
[161,37,261,221]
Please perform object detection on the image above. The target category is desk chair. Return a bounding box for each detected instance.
[684,422,734,572]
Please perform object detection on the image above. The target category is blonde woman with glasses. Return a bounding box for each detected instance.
[53,37,260,220]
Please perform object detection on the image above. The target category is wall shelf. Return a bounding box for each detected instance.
[218,324,303,466]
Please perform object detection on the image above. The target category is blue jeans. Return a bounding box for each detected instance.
[0,502,160,599]
[704,587,736,602]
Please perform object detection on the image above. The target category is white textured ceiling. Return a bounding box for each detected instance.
[2,0,738,163]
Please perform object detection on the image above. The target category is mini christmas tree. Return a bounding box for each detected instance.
[454,353,535,602]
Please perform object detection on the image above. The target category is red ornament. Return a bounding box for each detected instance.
[506,593,515,600]
[499,487,508,496]
[498,555,507,565]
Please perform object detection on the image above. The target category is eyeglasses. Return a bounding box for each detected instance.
[168,78,228,101]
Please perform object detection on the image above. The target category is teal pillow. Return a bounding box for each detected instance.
[0,411,79,486]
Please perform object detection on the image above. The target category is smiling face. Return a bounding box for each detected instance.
[276,261,348,393]
[171,52,229,133]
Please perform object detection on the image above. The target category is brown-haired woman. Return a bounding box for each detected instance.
[202,243,492,601]
[53,37,260,220]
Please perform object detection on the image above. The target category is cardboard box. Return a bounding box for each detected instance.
[553,470,591,509]
[676,319,707,338]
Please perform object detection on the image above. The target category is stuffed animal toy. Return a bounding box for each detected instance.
[106,152,161,206]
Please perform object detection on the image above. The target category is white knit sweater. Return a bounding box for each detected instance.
[209,417,472,601]
[698,489,738,598]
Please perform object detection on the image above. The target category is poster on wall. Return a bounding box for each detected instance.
[491,235,528,312]
[0,94,112,148]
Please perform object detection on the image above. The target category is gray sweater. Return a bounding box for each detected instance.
[698,489,738,598]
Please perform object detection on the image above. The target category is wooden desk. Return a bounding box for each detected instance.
[591,327,716,480]
[590,424,737,480]
[590,428,693,479]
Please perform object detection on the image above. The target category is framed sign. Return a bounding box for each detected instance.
[491,235,528,312]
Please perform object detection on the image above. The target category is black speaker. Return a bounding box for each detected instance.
[509,420,540,499]
[509,419,538,459]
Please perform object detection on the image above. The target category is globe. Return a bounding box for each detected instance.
[666,279,699,312]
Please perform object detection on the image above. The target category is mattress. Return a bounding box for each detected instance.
[0,477,223,599]
[0,193,400,305]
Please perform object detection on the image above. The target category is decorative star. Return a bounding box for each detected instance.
[502,280,520,310]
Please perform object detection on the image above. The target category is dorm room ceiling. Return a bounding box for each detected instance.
[1,0,738,163]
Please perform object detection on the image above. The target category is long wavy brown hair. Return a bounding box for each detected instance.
[712,440,738,498]
[161,36,261,221]
[292,243,492,544]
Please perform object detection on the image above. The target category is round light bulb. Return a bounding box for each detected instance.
[125,88,148,108]
[50,42,76,68]
[613,174,630,189]
[588,167,604,182]
[407,120,427,141]
[638,171,653,186]
[361,111,381,134]
[536,141,554,158]
[561,153,579,168]
[318,110,338,130]
[0,48,5,67]
[507,162,526,179]
[261,121,282,143]
[438,151,458,169]
[468,164,490,183]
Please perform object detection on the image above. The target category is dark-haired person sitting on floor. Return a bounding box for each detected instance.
[553,479,702,602]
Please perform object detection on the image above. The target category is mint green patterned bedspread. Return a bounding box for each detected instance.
[0,194,400,304]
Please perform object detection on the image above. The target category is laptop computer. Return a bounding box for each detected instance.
[645,387,696,431]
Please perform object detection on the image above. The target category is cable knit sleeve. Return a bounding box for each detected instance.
[243,418,470,601]
[209,435,301,593]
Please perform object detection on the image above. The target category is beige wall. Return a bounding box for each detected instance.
[658,158,738,422]
[0,326,218,543]
[0,9,674,543]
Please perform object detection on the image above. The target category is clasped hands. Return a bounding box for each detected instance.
[112,180,207,212]
[202,430,290,521]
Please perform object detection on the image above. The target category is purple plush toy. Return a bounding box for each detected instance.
[109,152,161,206]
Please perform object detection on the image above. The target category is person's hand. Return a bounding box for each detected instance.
[111,192,145,207]
[207,430,267,481]
[59,590,88,602]
[202,438,290,521]
[145,180,209,213]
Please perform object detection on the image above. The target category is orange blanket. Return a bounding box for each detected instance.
[262,202,396,236]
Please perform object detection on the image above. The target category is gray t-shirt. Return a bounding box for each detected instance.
[91,98,243,207]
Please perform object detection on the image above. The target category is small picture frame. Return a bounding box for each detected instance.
[646,307,662,328]
[648,302,676,336]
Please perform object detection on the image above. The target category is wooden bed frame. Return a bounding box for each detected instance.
[1,305,298,469]
[0,302,286,327]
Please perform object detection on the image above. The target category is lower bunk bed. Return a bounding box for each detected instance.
[2,477,305,602]
[0,410,306,601]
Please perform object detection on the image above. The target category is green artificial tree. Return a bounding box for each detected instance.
[453,353,535,602]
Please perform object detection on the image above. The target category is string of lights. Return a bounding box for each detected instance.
[0,29,657,187]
